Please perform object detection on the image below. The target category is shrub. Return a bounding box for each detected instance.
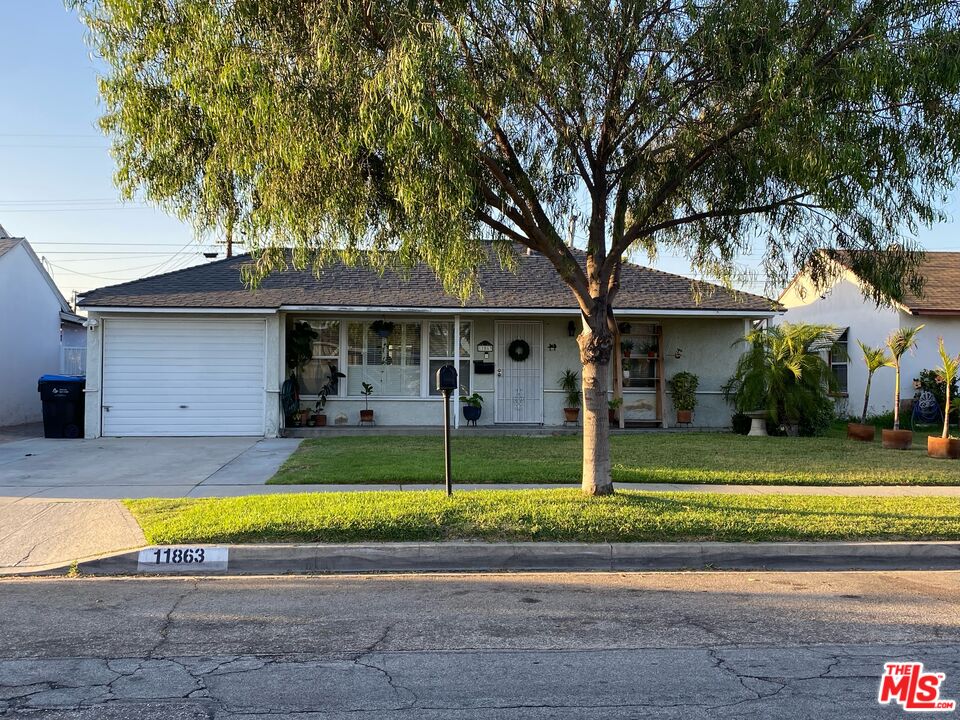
[723,323,840,428]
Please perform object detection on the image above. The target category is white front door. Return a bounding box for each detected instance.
[101,317,266,436]
[495,321,543,424]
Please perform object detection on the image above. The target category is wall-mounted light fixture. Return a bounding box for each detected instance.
[674,347,684,359]
[567,320,577,337]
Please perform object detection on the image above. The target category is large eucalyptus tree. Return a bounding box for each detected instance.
[75,0,960,494]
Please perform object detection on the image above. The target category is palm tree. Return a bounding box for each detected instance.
[885,325,924,431]
[856,341,891,425]
[724,323,840,431]
[935,337,960,439]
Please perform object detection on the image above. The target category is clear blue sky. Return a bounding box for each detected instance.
[2,0,958,305]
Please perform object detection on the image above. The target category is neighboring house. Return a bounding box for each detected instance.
[77,248,779,438]
[779,251,960,417]
[0,226,86,427]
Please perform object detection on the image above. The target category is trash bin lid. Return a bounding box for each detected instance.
[38,374,85,383]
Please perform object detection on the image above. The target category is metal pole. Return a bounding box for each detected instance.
[442,388,453,496]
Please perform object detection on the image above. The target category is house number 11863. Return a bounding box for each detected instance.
[137,546,229,572]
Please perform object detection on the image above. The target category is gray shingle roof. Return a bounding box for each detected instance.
[78,248,778,313]
[0,237,21,259]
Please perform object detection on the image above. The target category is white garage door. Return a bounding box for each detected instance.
[102,317,266,436]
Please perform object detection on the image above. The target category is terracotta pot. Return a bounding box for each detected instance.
[313,414,327,427]
[676,410,693,424]
[563,407,580,423]
[882,428,913,450]
[360,409,374,422]
[847,423,876,442]
[608,410,618,424]
[927,436,960,459]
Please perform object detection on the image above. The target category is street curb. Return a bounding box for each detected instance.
[16,540,960,576]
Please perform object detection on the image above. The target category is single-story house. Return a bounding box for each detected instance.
[0,226,86,427]
[77,248,779,438]
[779,251,960,417]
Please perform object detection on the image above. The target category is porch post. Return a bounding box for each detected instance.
[454,314,461,429]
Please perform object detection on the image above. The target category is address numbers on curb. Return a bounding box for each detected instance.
[137,546,229,572]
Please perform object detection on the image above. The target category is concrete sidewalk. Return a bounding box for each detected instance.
[0,437,302,573]
[0,436,302,500]
[0,498,144,573]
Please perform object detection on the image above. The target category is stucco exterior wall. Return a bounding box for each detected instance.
[0,244,64,426]
[777,269,943,417]
[83,309,758,436]
[284,313,746,431]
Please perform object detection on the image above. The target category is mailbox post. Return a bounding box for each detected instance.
[436,364,458,496]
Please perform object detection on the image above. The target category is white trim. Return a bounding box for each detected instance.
[82,306,278,314]
[279,305,779,318]
[81,304,777,318]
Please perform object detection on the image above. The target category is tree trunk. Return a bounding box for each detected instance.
[861,371,872,424]
[578,312,614,495]
[893,363,901,430]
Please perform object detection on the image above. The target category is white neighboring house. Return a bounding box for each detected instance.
[779,252,960,418]
[0,226,86,427]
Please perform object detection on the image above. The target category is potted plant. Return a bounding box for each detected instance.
[620,339,634,358]
[358,382,375,424]
[608,397,623,424]
[668,371,699,424]
[313,367,346,427]
[928,338,960,458]
[285,321,319,425]
[370,320,395,338]
[644,342,658,358]
[460,391,484,425]
[882,325,924,449]
[848,341,890,442]
[559,369,581,423]
[723,323,840,437]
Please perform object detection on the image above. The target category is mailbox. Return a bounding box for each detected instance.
[436,364,458,392]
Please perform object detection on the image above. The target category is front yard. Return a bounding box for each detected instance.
[126,490,960,544]
[269,431,960,486]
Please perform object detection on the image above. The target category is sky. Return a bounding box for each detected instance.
[1,0,959,307]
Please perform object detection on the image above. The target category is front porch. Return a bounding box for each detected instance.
[281,311,746,432]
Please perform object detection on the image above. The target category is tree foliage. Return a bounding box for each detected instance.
[74,0,960,302]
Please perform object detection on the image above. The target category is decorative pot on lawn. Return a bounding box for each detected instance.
[847,423,876,442]
[313,414,327,427]
[744,410,768,437]
[882,428,912,450]
[563,407,580,423]
[927,436,960,459]
[463,405,482,425]
[676,410,693,424]
[359,409,374,424]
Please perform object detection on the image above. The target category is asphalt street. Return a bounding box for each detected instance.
[1,571,958,718]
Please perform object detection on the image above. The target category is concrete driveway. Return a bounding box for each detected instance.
[0,436,302,500]
[0,435,302,573]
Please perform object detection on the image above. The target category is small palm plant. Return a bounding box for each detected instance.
[884,325,924,431]
[856,341,891,425]
[935,338,960,440]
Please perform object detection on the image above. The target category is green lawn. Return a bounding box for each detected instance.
[125,489,960,544]
[269,432,960,486]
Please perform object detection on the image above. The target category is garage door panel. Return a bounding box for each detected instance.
[102,318,267,437]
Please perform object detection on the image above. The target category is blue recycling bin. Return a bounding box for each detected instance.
[37,374,85,438]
